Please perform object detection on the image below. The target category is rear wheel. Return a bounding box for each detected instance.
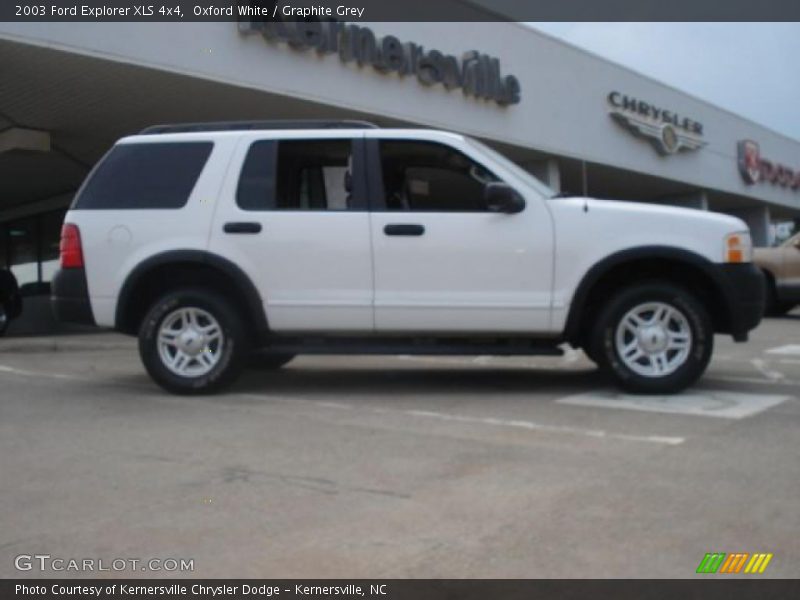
[138,289,248,394]
[589,282,713,394]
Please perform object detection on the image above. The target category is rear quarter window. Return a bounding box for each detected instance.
[74,142,213,209]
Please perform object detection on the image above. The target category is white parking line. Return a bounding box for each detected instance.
[400,408,684,445]
[750,358,785,382]
[766,344,800,356]
[0,362,685,445]
[239,393,685,445]
[0,364,81,380]
[556,390,791,419]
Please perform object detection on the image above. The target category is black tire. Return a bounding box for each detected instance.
[764,279,795,317]
[589,282,713,394]
[249,353,296,370]
[138,288,249,395]
[580,342,600,366]
[770,302,797,317]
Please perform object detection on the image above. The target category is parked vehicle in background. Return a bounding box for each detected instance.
[0,268,22,336]
[755,232,800,316]
[52,121,765,395]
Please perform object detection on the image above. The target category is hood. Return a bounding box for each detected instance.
[549,196,747,232]
[546,197,750,265]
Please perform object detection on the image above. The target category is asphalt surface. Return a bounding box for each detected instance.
[1,313,799,579]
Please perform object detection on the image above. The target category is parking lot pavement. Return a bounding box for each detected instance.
[0,313,798,579]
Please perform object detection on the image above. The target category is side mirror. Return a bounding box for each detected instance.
[484,182,525,214]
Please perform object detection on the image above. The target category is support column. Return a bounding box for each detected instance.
[520,159,561,194]
[724,205,771,247]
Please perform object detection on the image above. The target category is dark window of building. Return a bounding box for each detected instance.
[0,207,68,294]
[74,142,213,209]
[237,139,355,211]
[379,141,499,212]
[8,216,39,290]
[0,222,7,270]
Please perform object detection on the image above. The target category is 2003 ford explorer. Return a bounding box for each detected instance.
[52,121,765,395]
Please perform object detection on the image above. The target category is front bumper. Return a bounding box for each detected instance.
[718,263,765,342]
[51,268,95,326]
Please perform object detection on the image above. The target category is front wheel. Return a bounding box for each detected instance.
[589,282,713,394]
[138,289,249,394]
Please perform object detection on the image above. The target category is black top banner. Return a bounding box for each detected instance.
[3,0,800,22]
[4,580,800,600]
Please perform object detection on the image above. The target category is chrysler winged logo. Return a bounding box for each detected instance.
[608,91,707,155]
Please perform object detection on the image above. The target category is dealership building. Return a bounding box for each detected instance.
[1,17,799,323]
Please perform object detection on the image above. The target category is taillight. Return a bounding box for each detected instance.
[60,223,84,268]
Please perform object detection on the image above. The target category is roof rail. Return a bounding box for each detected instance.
[140,120,380,134]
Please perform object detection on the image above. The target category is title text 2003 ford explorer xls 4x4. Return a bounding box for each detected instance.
[52,121,765,395]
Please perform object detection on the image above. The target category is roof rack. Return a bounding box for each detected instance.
[140,120,380,134]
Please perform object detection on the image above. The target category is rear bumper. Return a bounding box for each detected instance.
[51,268,95,326]
[718,263,765,341]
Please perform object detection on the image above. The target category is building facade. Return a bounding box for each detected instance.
[1,18,799,299]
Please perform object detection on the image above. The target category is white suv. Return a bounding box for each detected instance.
[52,120,764,395]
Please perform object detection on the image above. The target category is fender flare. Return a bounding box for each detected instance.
[115,250,268,335]
[563,246,733,342]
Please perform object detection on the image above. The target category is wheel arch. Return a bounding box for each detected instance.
[115,250,268,339]
[759,267,799,314]
[760,267,778,295]
[564,246,736,346]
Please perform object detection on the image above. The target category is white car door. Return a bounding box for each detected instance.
[367,135,554,333]
[209,133,374,332]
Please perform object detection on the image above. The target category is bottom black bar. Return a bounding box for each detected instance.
[3,580,799,600]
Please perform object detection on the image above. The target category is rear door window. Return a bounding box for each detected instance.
[236,139,363,211]
[74,142,213,209]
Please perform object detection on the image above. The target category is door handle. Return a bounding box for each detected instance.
[384,224,425,236]
[223,222,262,234]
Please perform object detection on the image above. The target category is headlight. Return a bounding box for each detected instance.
[723,231,752,263]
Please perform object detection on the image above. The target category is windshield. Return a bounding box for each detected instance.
[464,137,556,197]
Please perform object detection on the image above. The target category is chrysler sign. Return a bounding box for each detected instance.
[239,19,521,106]
[608,91,706,155]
